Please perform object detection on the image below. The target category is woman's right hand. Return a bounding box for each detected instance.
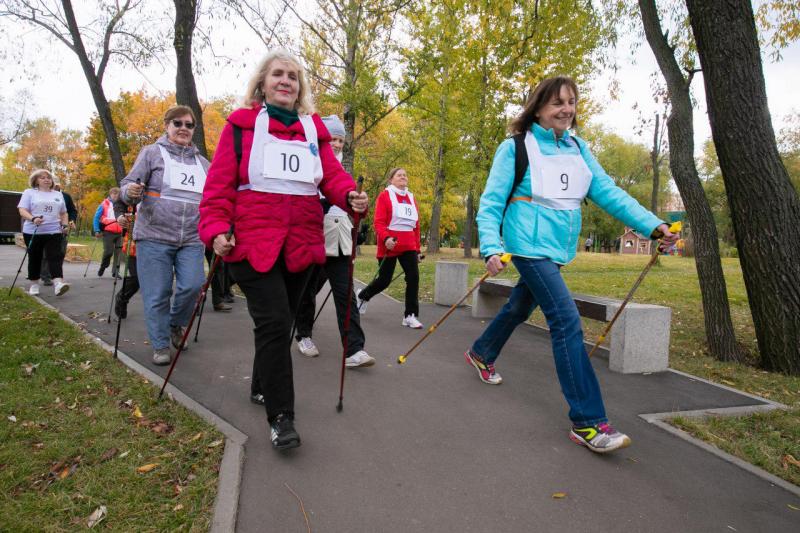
[126,182,144,200]
[213,233,236,256]
[486,254,507,277]
[385,237,397,251]
[32,216,43,226]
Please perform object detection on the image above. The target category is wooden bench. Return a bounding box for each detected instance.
[471,278,671,374]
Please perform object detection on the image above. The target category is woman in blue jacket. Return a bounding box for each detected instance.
[465,76,677,454]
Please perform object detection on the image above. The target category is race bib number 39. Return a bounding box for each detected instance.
[263,142,315,183]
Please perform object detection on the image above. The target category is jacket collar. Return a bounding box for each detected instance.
[531,122,572,145]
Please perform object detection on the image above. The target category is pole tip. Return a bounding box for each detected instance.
[336,401,343,412]
[397,355,407,364]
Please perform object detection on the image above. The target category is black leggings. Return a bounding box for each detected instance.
[359,250,420,317]
[24,233,64,281]
[231,258,312,423]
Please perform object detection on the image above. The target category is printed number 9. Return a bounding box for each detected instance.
[560,173,569,191]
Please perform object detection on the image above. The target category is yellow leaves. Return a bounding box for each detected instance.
[187,432,204,443]
[781,454,800,470]
[207,439,224,449]
[132,406,143,419]
[136,463,159,474]
[551,492,567,499]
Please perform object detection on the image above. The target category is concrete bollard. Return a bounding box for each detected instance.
[434,261,469,306]
[606,302,672,374]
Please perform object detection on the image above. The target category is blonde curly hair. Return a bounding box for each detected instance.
[242,49,315,115]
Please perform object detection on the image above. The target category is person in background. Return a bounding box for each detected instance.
[121,105,209,366]
[292,114,374,368]
[40,181,77,286]
[356,167,423,329]
[93,187,123,278]
[584,235,593,253]
[16,169,70,296]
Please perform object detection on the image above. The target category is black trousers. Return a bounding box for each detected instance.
[294,254,365,356]
[100,230,122,274]
[117,254,139,304]
[359,250,420,317]
[24,233,64,280]
[231,258,311,423]
[204,248,230,306]
[40,235,69,282]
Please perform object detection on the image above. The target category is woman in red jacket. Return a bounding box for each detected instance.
[199,49,368,450]
[356,167,423,329]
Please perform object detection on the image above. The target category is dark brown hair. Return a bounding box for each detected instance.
[509,76,579,135]
[164,105,196,124]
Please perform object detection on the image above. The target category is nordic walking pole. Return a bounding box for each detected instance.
[193,293,207,342]
[159,226,234,400]
[337,176,364,413]
[106,240,124,323]
[397,253,512,365]
[311,286,333,328]
[8,218,42,297]
[113,207,136,358]
[83,237,100,277]
[587,221,682,358]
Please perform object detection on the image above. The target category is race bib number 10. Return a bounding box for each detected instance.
[264,143,315,183]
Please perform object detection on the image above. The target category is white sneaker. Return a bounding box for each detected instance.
[402,314,423,329]
[54,281,70,296]
[28,283,40,296]
[345,350,375,368]
[296,337,319,357]
[356,289,368,314]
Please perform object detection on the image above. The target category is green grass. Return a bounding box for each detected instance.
[355,247,800,486]
[0,292,224,531]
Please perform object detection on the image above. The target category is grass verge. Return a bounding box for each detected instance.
[354,246,800,487]
[0,291,224,531]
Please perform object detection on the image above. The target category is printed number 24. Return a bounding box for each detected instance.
[180,173,196,186]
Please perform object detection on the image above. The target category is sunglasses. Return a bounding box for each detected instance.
[171,119,195,130]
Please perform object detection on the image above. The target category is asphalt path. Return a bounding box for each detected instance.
[1,244,797,532]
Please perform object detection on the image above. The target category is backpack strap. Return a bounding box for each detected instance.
[511,132,528,201]
[232,124,243,166]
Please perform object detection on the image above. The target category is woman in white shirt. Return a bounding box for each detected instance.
[16,169,70,296]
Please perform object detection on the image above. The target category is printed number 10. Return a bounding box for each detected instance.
[282,153,300,173]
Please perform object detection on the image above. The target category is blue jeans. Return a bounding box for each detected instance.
[471,257,607,426]
[136,240,205,350]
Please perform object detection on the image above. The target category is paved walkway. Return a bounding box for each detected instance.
[1,244,798,532]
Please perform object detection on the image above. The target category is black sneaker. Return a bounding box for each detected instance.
[170,325,188,352]
[97,267,105,277]
[115,296,128,319]
[269,413,300,450]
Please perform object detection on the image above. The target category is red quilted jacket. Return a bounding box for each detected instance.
[374,188,421,258]
[199,105,357,273]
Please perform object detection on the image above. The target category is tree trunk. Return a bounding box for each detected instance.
[173,0,207,158]
[463,188,475,258]
[639,0,746,363]
[685,0,800,373]
[427,88,448,254]
[61,0,126,182]
[340,5,359,175]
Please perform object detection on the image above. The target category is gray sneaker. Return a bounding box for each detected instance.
[152,348,171,366]
[170,326,188,352]
[570,422,631,453]
[345,350,375,368]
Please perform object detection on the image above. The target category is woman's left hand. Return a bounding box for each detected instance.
[348,191,369,213]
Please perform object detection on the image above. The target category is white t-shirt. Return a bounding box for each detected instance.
[17,188,66,234]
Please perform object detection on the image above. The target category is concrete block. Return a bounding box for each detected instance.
[606,302,671,374]
[65,243,91,263]
[434,261,469,306]
[471,278,514,318]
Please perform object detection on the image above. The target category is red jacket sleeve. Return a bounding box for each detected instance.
[199,121,238,248]
[374,190,392,245]
[413,195,421,251]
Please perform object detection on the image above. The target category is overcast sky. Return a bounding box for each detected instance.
[3,5,798,155]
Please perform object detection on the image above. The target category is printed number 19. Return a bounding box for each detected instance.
[282,153,300,173]
[560,173,569,191]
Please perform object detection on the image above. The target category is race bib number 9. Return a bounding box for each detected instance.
[264,142,315,183]
[541,171,586,199]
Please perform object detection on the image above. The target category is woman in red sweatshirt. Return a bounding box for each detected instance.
[199,49,368,450]
[356,167,423,329]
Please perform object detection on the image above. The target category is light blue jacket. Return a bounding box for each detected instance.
[477,123,664,265]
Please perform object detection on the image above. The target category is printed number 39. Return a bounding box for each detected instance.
[180,173,196,186]
[560,173,569,191]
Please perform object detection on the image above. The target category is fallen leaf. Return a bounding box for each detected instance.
[65,376,73,382]
[788,504,799,511]
[173,484,183,496]
[83,407,94,418]
[781,454,800,470]
[188,432,203,442]
[720,379,736,386]
[99,448,118,463]
[80,361,92,371]
[173,503,184,512]
[118,451,130,459]
[32,442,44,450]
[551,492,567,499]
[136,463,159,473]
[22,363,39,376]
[207,439,223,448]
[150,422,173,434]
[58,467,71,480]
[132,406,143,418]
[8,415,17,423]
[87,505,107,528]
